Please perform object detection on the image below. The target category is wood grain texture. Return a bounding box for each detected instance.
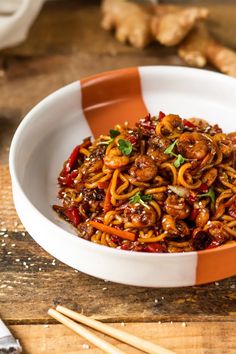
[0,165,24,230]
[9,322,236,354]
[2,0,236,57]
[0,228,236,324]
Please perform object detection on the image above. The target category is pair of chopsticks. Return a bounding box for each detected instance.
[48,306,176,354]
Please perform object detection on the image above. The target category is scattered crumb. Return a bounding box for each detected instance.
[44,325,49,328]
[121,322,125,327]
[82,344,90,350]
[215,282,219,286]
[182,322,187,327]
[158,321,161,324]
[170,321,173,324]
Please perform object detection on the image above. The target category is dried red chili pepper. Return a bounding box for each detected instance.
[127,135,137,145]
[158,111,166,121]
[183,119,196,128]
[145,243,167,253]
[60,137,91,176]
[198,183,209,193]
[206,240,221,249]
[64,207,80,226]
[190,209,199,221]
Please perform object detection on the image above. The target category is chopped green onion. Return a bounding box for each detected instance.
[118,139,133,156]
[199,187,216,204]
[129,192,152,209]
[109,129,120,138]
[164,140,177,155]
[174,154,185,168]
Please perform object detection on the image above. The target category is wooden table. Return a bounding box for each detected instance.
[0,1,235,353]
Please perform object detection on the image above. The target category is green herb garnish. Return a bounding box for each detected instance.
[174,154,185,168]
[199,187,216,204]
[109,129,120,138]
[164,140,177,155]
[130,192,152,209]
[118,139,133,156]
[164,140,187,168]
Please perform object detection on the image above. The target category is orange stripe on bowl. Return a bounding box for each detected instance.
[81,67,148,137]
[196,243,236,284]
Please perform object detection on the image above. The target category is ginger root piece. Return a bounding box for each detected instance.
[178,23,209,67]
[101,0,208,49]
[207,42,236,77]
[179,24,236,77]
[101,0,154,49]
[152,6,209,47]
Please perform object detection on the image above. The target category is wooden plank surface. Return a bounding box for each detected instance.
[9,322,236,354]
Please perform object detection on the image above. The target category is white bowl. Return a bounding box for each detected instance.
[9,66,236,287]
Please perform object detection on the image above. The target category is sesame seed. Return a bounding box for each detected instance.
[154,299,158,303]
[44,325,49,328]
[161,296,165,300]
[11,244,16,247]
[215,282,219,286]
[7,252,12,255]
[102,287,107,291]
[182,322,187,327]
[15,259,20,262]
[82,344,90,350]
[121,322,125,327]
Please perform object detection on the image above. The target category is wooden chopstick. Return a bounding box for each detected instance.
[48,308,125,354]
[54,305,176,354]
